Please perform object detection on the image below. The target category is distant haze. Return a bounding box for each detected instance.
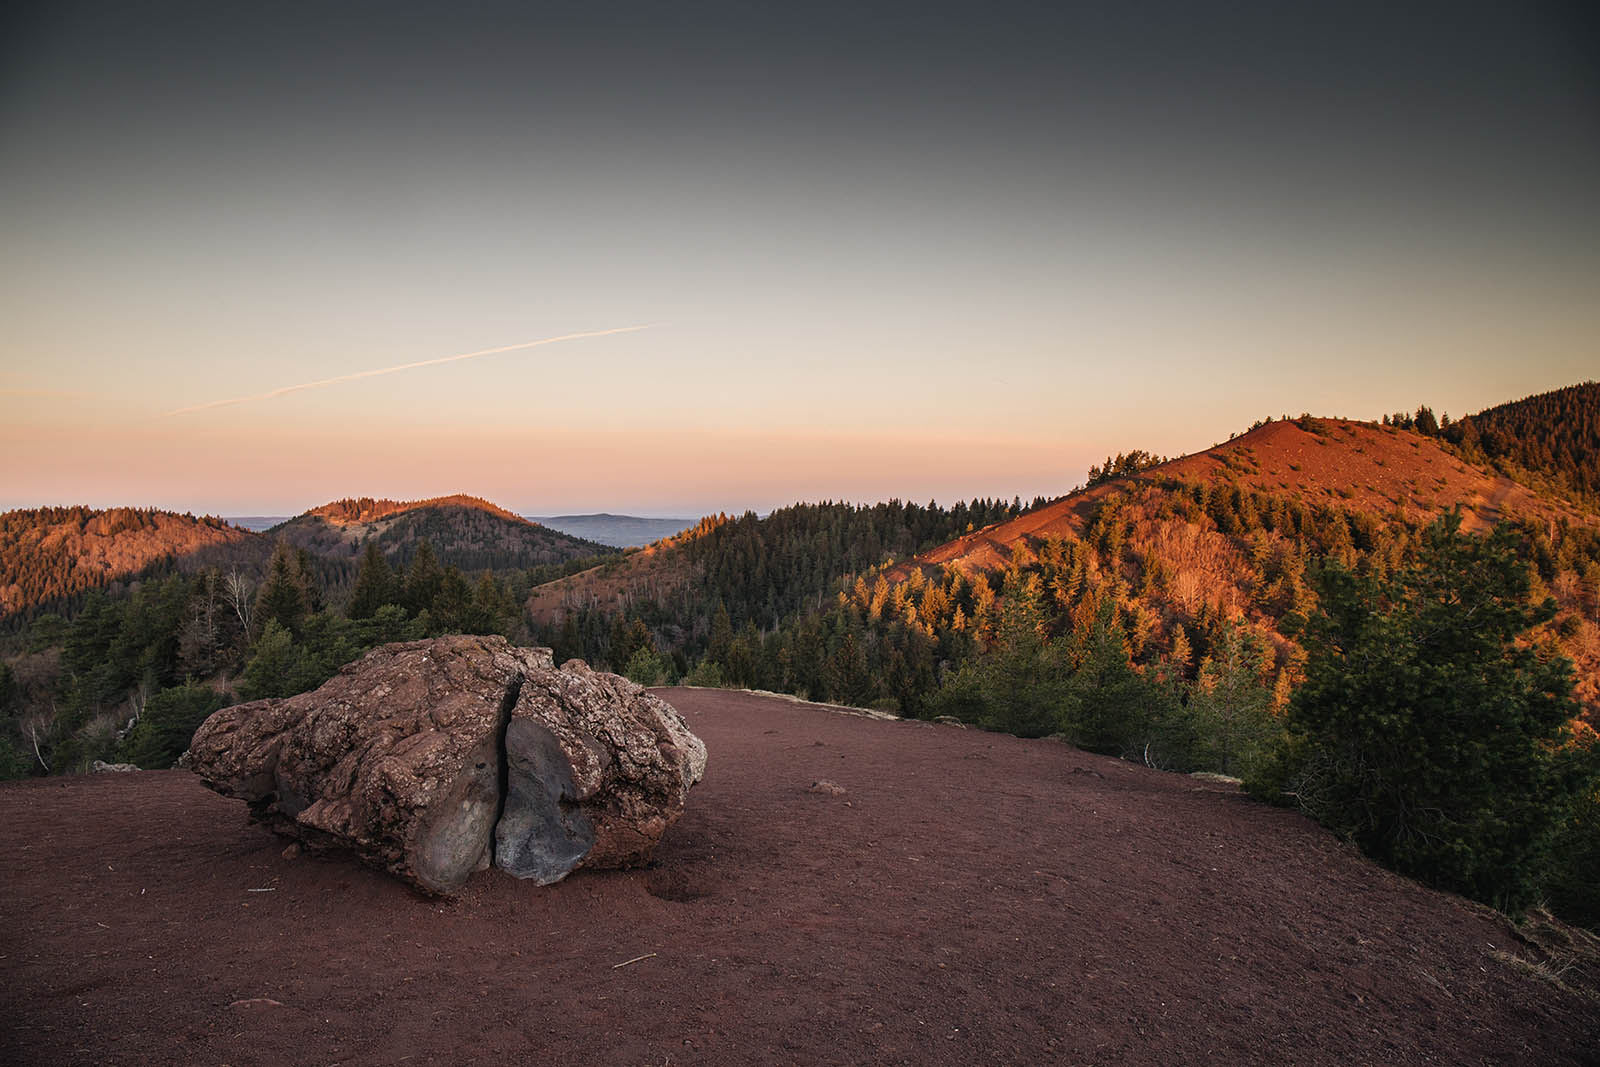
[5,2,1596,515]
[226,517,287,533]
[529,515,695,549]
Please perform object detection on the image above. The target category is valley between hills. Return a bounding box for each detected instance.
[1,383,1598,1064]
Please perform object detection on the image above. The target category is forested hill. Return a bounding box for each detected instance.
[869,415,1599,716]
[307,494,524,525]
[1439,381,1600,503]
[0,507,259,623]
[526,497,1037,660]
[272,495,614,573]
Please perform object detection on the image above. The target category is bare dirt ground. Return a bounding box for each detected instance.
[3,688,1596,1066]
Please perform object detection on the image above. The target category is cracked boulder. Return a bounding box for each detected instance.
[186,635,706,895]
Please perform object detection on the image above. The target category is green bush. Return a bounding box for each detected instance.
[622,646,671,687]
[682,659,726,688]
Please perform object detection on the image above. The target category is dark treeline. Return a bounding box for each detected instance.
[1446,382,1600,501]
[1384,382,1600,504]
[536,497,1042,675]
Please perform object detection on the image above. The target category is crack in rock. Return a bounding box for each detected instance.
[187,636,705,897]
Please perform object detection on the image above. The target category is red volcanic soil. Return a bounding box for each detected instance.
[4,689,1596,1066]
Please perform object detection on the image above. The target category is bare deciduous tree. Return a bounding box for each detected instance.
[225,569,255,636]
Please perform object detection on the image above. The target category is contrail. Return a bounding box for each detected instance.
[161,324,654,417]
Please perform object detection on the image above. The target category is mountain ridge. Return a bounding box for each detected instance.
[303,494,526,527]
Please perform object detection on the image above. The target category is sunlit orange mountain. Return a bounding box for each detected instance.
[0,507,256,620]
[896,416,1589,580]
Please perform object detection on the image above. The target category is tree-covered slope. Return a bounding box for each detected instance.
[0,507,260,623]
[273,495,615,572]
[527,498,1038,666]
[1442,381,1600,503]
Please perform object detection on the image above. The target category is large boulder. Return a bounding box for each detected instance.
[187,635,706,895]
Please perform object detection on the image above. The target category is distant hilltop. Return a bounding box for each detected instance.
[270,494,613,570]
[308,494,523,526]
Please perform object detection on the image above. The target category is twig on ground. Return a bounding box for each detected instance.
[612,952,657,969]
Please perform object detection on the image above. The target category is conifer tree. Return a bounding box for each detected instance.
[430,566,472,633]
[1189,622,1276,778]
[706,601,734,668]
[403,540,444,616]
[347,542,398,620]
[255,543,311,637]
[826,632,872,706]
[1168,623,1193,676]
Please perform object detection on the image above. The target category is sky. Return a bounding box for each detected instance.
[2,1,1597,518]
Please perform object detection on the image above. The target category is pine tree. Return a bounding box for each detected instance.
[466,573,515,636]
[1168,623,1193,676]
[347,542,398,620]
[706,601,734,668]
[120,680,226,769]
[825,632,872,706]
[403,541,443,617]
[1260,512,1594,912]
[255,543,311,637]
[430,566,472,633]
[1064,600,1149,754]
[1189,623,1276,778]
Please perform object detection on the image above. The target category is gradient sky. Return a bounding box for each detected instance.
[3,1,1597,517]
